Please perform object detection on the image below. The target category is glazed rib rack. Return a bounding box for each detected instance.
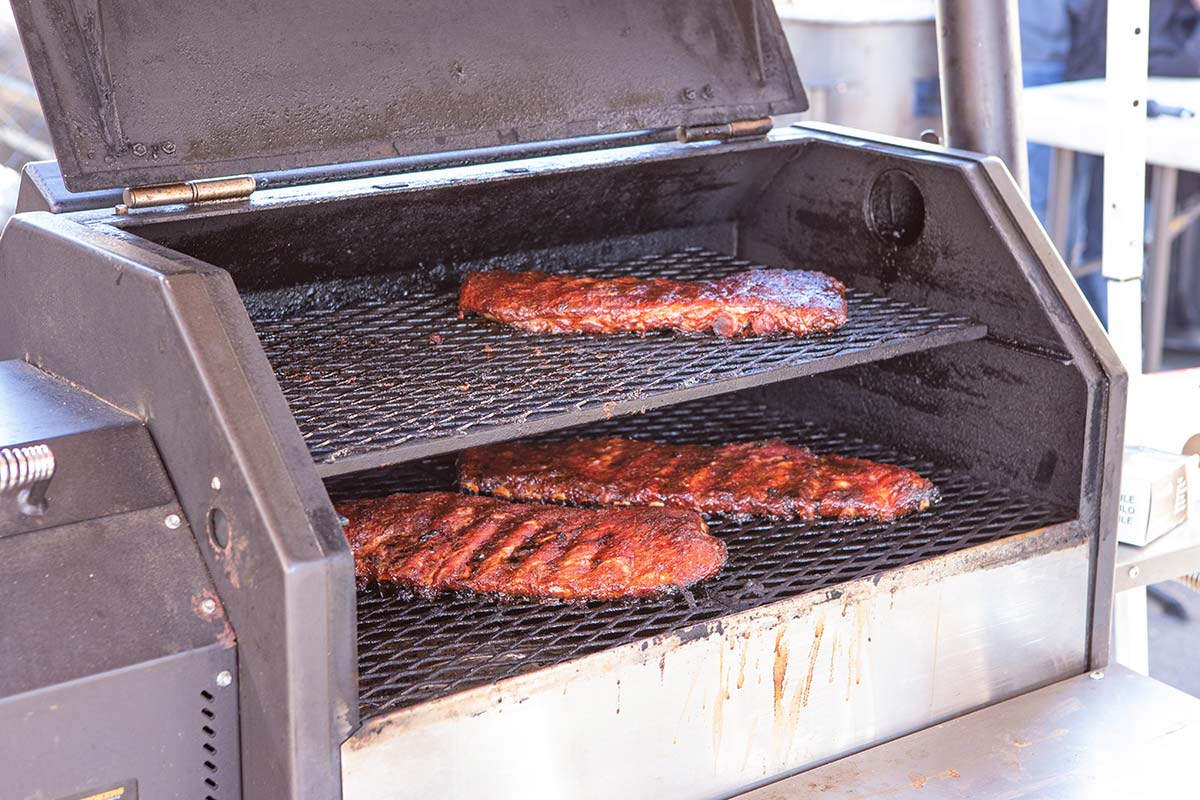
[325,395,1073,718]
[250,249,985,473]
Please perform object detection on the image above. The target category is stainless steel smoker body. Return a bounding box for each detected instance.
[0,2,1123,799]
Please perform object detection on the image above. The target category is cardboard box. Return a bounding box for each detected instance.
[1118,447,1196,546]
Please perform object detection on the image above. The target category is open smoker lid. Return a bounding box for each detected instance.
[12,0,807,192]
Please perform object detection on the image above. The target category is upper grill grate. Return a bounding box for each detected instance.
[251,249,985,475]
[327,395,1074,720]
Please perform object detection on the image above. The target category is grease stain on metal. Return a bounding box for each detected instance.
[737,634,749,690]
[801,618,825,707]
[772,625,789,721]
[713,646,726,760]
[827,628,839,686]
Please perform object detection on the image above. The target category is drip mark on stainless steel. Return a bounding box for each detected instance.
[827,628,839,687]
[801,619,824,708]
[713,646,726,760]
[737,634,749,690]
[772,626,789,721]
[847,603,870,701]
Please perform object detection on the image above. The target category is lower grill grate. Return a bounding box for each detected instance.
[327,395,1074,720]
[252,248,984,475]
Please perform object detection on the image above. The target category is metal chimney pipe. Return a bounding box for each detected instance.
[934,0,1029,194]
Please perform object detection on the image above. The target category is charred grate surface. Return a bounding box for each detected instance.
[251,249,985,474]
[329,395,1075,719]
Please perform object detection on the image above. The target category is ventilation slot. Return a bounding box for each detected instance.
[201,689,219,800]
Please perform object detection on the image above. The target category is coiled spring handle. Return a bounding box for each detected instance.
[1,443,55,515]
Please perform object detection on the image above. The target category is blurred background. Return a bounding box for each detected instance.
[774,0,943,139]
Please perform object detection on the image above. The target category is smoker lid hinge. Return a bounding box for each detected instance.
[115,175,257,214]
[675,116,773,144]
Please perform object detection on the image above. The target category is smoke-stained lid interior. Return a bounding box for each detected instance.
[11,0,807,192]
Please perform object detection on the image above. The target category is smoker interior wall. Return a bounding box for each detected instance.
[123,145,787,296]
[753,341,1088,510]
[738,136,1066,352]
[122,135,1068,358]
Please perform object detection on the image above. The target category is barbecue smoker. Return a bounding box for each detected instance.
[0,2,1124,799]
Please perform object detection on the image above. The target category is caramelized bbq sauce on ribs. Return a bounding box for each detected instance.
[458,268,848,337]
[459,438,939,522]
[337,491,726,601]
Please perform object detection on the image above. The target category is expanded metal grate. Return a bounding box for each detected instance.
[252,249,985,475]
[326,395,1075,720]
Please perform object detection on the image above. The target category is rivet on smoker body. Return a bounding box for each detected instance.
[200,598,217,615]
[1128,565,1140,580]
[211,476,222,491]
[164,513,183,529]
[216,670,233,687]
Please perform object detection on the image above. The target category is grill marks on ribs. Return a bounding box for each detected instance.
[458,268,848,337]
[337,491,726,601]
[459,438,939,522]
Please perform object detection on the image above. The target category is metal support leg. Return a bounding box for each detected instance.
[1144,165,1178,372]
[1102,0,1150,373]
[1108,279,1143,370]
[1113,585,1150,675]
[1048,147,1074,260]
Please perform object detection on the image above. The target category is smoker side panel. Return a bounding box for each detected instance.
[0,214,355,800]
[342,529,1089,800]
[739,127,1125,668]
[0,643,240,800]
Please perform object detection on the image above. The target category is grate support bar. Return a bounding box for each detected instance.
[252,249,986,475]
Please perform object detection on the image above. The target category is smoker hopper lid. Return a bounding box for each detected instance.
[11,0,807,192]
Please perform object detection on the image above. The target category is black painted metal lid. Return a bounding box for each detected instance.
[11,0,806,192]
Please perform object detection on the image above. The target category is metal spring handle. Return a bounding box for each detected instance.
[1,444,55,515]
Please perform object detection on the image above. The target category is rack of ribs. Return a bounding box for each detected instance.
[337,491,726,601]
[458,268,848,337]
[459,438,939,522]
